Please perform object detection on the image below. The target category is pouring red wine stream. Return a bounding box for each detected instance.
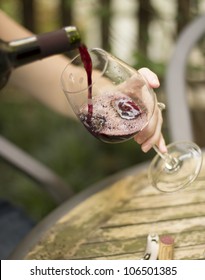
[78,44,93,121]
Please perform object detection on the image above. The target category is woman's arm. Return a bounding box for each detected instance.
[0,10,75,117]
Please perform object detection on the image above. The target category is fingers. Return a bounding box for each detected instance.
[134,107,167,153]
[141,133,167,153]
[138,67,160,89]
[158,134,167,153]
[136,68,167,154]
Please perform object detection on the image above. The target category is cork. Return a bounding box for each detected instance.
[158,235,174,260]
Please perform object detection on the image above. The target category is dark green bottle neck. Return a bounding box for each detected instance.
[0,26,81,89]
[7,36,41,67]
[6,26,81,68]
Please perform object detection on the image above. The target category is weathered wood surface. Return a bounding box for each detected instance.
[25,155,205,260]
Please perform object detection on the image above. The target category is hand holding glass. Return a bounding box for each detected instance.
[61,48,202,193]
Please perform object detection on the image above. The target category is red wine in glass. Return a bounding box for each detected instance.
[78,45,147,143]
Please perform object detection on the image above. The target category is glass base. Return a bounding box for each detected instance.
[149,141,202,193]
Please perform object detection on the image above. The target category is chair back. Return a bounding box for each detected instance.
[165,15,205,142]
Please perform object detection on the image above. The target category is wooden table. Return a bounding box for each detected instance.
[10,152,205,260]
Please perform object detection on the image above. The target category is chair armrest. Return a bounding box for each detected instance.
[0,135,74,204]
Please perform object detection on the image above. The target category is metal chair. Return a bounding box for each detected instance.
[165,14,205,143]
[0,135,73,204]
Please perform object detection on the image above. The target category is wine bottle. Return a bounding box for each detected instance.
[0,26,81,89]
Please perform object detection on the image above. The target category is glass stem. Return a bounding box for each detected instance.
[153,145,181,172]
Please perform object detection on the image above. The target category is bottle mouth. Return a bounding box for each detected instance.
[64,26,81,44]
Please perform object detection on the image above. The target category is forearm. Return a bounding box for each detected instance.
[8,55,76,118]
[0,10,33,40]
[0,10,76,118]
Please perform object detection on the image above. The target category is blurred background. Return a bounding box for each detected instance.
[0,0,205,222]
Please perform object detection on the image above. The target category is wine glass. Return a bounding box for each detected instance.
[61,48,202,193]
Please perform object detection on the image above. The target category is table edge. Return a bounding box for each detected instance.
[9,161,149,259]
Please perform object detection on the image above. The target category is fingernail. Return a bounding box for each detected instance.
[159,142,168,153]
[142,144,151,153]
[152,78,160,87]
